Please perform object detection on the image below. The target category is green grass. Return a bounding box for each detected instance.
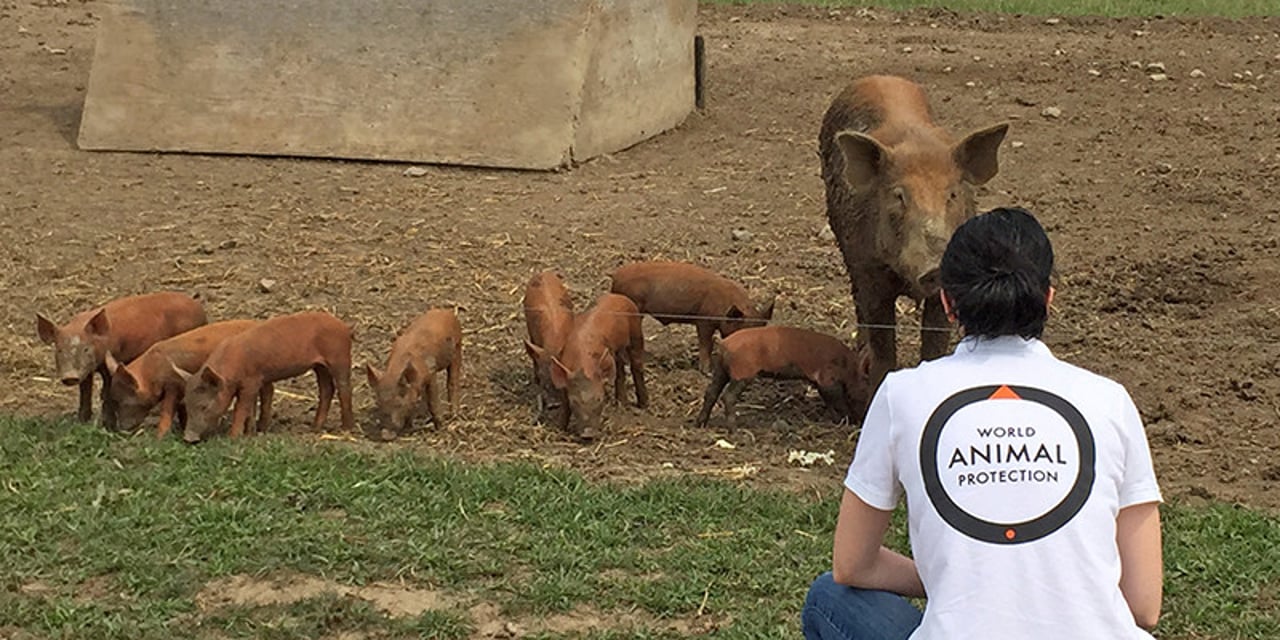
[1,418,1277,639]
[702,0,1280,18]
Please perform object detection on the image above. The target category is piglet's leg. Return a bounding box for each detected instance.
[695,360,731,428]
[228,385,257,439]
[334,366,355,432]
[313,367,335,431]
[425,376,444,428]
[155,391,179,439]
[628,348,648,409]
[721,379,748,428]
[99,367,118,429]
[76,377,94,423]
[695,323,715,373]
[256,383,275,434]
[613,357,627,405]
[447,348,461,417]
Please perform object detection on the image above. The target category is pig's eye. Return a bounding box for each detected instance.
[948,189,959,203]
[892,188,907,206]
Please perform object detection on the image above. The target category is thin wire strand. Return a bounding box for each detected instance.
[521,307,956,333]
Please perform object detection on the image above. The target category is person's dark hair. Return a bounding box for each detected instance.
[940,207,1054,340]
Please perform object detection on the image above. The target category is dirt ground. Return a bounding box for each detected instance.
[3,2,1279,509]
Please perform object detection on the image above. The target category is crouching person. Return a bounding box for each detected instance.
[802,208,1164,640]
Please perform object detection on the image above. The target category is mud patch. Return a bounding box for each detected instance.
[197,573,455,618]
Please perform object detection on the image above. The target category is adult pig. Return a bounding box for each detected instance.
[819,75,1008,389]
[35,291,207,426]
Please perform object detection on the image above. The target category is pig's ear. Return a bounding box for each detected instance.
[198,366,222,388]
[85,309,110,338]
[596,349,613,371]
[953,122,1010,186]
[365,364,382,388]
[525,340,546,362]
[113,364,138,391]
[836,131,890,190]
[726,305,745,320]
[104,352,122,375]
[169,359,193,382]
[857,346,873,380]
[400,362,419,387]
[35,314,58,344]
[549,356,570,389]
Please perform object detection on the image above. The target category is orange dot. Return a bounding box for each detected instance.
[1005,529,1016,540]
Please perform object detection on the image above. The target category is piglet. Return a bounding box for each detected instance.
[695,326,871,428]
[176,311,354,443]
[366,308,462,441]
[522,271,575,425]
[105,319,260,438]
[534,293,648,440]
[35,291,207,427]
[610,261,774,372]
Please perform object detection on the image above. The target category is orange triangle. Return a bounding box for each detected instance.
[989,385,1021,400]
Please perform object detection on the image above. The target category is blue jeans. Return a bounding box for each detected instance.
[802,572,923,640]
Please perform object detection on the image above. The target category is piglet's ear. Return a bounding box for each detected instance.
[36,314,58,344]
[198,367,222,388]
[400,362,419,387]
[86,309,110,338]
[104,352,122,375]
[113,364,138,391]
[525,340,546,362]
[365,364,382,388]
[726,306,745,320]
[549,356,570,390]
[759,296,776,321]
[169,359,194,382]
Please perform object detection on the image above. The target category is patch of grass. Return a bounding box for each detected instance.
[702,0,1280,18]
[0,417,1277,639]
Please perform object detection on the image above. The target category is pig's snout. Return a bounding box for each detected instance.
[917,268,942,294]
[60,375,81,386]
[182,431,202,445]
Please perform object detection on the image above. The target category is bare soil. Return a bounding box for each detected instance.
[2,2,1279,508]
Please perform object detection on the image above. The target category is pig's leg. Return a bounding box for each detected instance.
[696,360,731,427]
[613,356,627,405]
[256,383,275,434]
[920,295,952,362]
[425,377,444,428]
[333,365,355,432]
[228,384,257,439]
[447,345,462,417]
[98,367,118,429]
[696,323,715,373]
[628,349,648,409]
[855,280,898,390]
[721,379,748,428]
[155,391,179,439]
[313,367,335,431]
[76,377,94,423]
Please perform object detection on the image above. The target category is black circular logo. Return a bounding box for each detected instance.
[919,385,1095,545]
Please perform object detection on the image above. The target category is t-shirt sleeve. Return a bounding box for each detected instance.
[843,374,903,511]
[1115,387,1163,508]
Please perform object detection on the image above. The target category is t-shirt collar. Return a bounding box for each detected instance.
[953,335,1052,357]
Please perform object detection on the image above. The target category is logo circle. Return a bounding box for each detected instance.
[919,385,1095,545]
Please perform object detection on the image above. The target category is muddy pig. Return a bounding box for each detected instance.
[35,291,207,427]
[365,308,462,441]
[522,271,575,425]
[610,261,775,372]
[175,311,354,443]
[696,326,871,427]
[819,74,1008,389]
[104,319,260,438]
[543,293,648,440]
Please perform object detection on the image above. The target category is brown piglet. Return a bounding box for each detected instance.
[105,319,260,438]
[537,293,648,441]
[176,311,354,443]
[522,271,575,425]
[820,75,1008,389]
[696,326,871,428]
[610,261,775,372]
[366,308,463,441]
[35,291,207,427]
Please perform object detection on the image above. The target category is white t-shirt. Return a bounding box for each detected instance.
[845,336,1162,640]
